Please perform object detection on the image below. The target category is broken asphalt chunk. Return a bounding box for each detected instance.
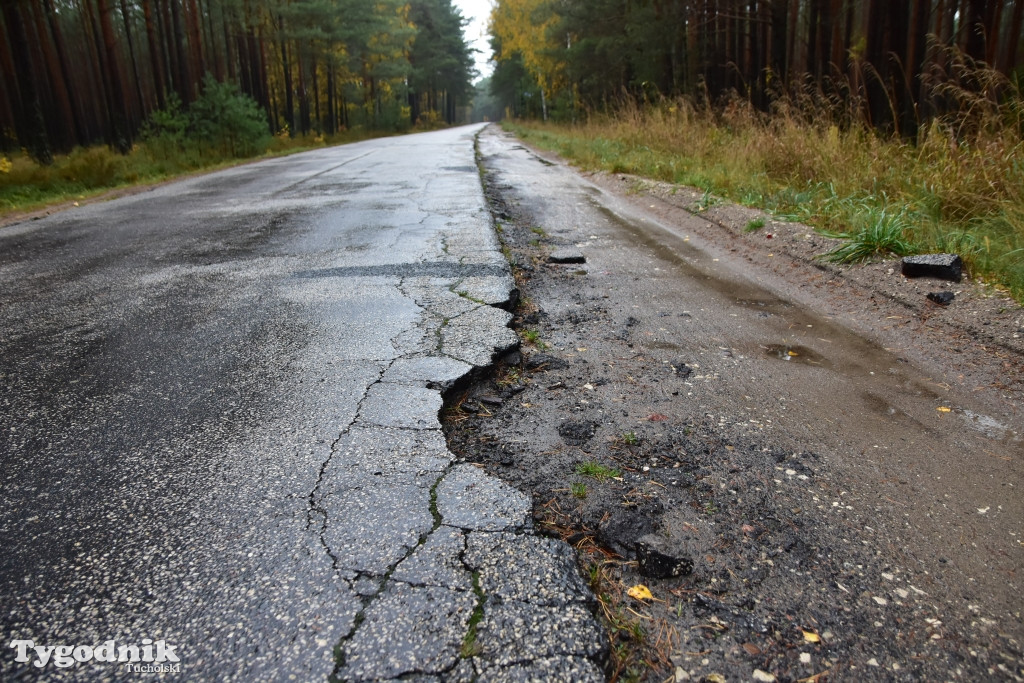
[927,291,955,306]
[436,464,530,531]
[901,254,963,282]
[636,539,694,579]
[525,352,569,371]
[548,248,586,264]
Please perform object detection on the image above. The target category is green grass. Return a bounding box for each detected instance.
[571,482,588,499]
[745,217,766,232]
[503,78,1024,302]
[575,461,621,480]
[820,203,916,262]
[522,328,546,349]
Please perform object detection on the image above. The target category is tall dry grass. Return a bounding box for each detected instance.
[509,55,1024,301]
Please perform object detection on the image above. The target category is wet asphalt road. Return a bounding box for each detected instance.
[0,125,604,681]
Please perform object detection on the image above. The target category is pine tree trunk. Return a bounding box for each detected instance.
[34,0,80,149]
[2,1,52,163]
[170,0,192,103]
[278,15,294,135]
[141,0,166,109]
[96,0,133,153]
[118,0,146,123]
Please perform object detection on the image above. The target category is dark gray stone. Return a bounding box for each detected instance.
[671,358,694,378]
[548,248,586,264]
[927,291,956,306]
[558,420,598,446]
[901,254,963,282]
[636,540,694,579]
[524,353,569,371]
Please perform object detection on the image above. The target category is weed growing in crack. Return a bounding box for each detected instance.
[522,328,547,349]
[745,217,766,232]
[621,431,639,446]
[456,290,487,305]
[571,481,588,499]
[576,461,621,481]
[530,226,548,236]
[461,571,486,659]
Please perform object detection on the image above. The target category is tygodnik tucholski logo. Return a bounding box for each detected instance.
[9,638,181,672]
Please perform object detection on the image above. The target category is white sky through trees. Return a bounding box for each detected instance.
[453,0,494,80]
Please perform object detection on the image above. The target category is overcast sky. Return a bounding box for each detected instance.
[452,0,494,81]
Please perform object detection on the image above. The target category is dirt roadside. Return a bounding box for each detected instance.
[444,126,1023,682]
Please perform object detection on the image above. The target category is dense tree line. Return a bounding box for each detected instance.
[0,0,475,162]
[490,0,1024,136]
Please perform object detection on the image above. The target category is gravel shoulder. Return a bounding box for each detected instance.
[443,126,1024,682]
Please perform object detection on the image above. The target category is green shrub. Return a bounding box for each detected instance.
[187,75,270,158]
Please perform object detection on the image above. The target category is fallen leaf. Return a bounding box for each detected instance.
[648,413,669,422]
[937,406,952,413]
[627,584,653,601]
[742,642,762,655]
[802,629,820,643]
[787,350,799,357]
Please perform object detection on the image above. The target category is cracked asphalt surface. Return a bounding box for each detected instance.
[0,125,605,680]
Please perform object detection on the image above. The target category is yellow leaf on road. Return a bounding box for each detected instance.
[802,629,821,643]
[627,584,653,601]
[937,406,952,413]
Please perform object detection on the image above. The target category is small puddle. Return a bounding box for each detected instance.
[960,409,1019,442]
[735,298,791,315]
[762,344,831,368]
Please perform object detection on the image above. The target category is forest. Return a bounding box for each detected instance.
[0,0,475,163]
[490,0,1023,135]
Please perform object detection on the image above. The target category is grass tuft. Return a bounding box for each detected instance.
[575,461,621,480]
[820,203,916,262]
